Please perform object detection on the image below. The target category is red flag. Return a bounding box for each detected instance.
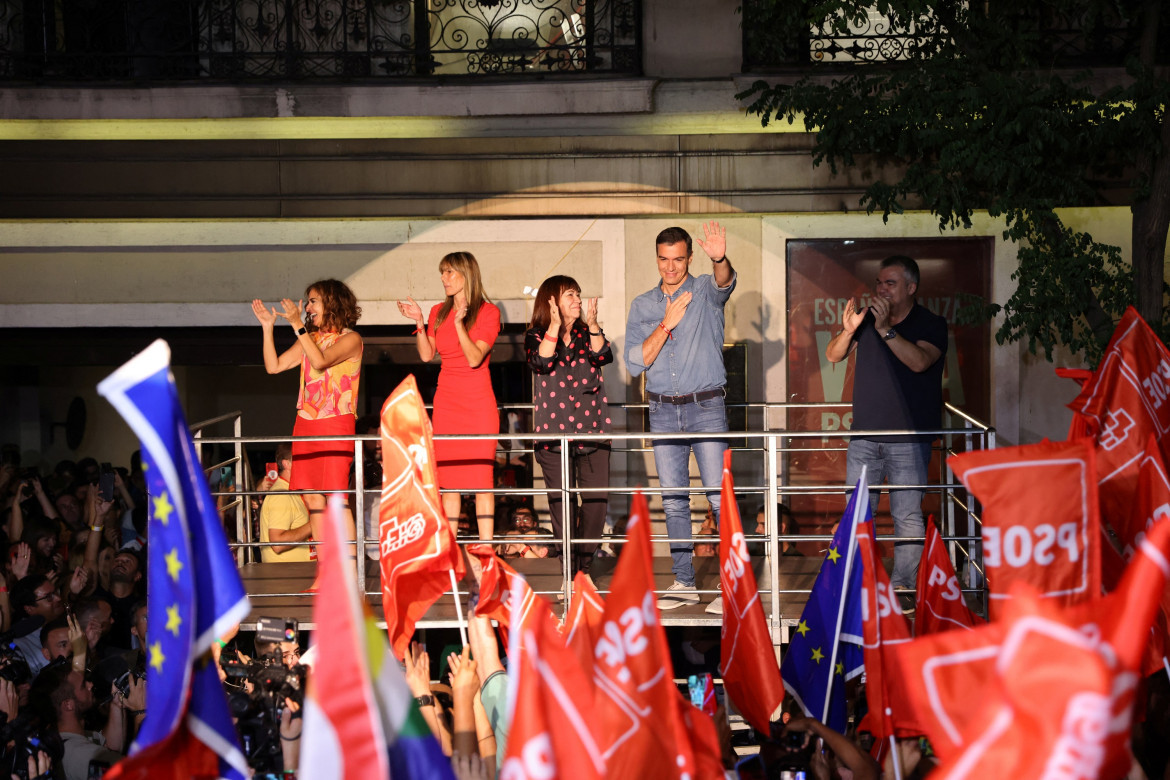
[502,578,606,780]
[594,492,717,779]
[890,520,1170,774]
[466,543,538,652]
[674,691,726,780]
[949,438,1100,617]
[856,517,924,740]
[915,521,984,635]
[1068,307,1170,523]
[104,721,221,780]
[563,570,606,681]
[379,376,463,659]
[716,450,784,734]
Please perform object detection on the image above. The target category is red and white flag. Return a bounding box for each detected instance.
[502,577,605,780]
[889,519,1170,774]
[379,376,463,659]
[1067,307,1170,524]
[856,517,923,741]
[466,543,538,649]
[563,570,606,681]
[594,492,718,779]
[717,450,784,734]
[949,438,1100,617]
[915,521,984,635]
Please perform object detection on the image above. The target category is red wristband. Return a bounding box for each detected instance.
[413,326,424,335]
[543,332,557,343]
[659,322,673,340]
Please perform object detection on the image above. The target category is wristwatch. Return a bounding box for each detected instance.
[414,694,435,707]
[295,326,308,336]
[883,328,897,341]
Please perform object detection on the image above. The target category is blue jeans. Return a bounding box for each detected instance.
[649,395,728,587]
[846,438,932,591]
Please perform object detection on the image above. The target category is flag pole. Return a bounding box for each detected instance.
[822,466,866,723]
[888,734,903,780]
[449,569,469,647]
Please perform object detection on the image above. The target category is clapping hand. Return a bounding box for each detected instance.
[278,299,305,330]
[584,297,599,330]
[840,297,868,335]
[250,299,278,327]
[547,296,562,332]
[397,296,424,325]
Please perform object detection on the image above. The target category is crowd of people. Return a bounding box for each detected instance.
[0,453,149,779]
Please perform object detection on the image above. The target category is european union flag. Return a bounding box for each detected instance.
[780,470,868,733]
[99,340,251,780]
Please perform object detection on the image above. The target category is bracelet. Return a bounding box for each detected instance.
[215,638,227,650]
[280,733,301,741]
[0,586,7,594]
[295,326,307,337]
[658,322,673,340]
[413,325,424,335]
[415,694,435,707]
[542,332,557,343]
[712,256,727,264]
[91,526,102,532]
[589,330,604,337]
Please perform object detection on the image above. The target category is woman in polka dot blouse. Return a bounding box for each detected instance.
[525,275,614,585]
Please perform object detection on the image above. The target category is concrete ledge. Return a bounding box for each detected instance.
[0,79,658,120]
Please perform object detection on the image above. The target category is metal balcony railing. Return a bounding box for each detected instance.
[190,401,993,642]
[0,0,641,82]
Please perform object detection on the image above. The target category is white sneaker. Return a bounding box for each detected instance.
[657,580,700,610]
[704,595,724,615]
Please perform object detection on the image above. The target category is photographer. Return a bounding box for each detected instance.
[31,661,145,780]
[220,623,306,777]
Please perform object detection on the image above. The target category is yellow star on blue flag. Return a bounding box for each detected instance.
[99,340,251,780]
[780,473,869,733]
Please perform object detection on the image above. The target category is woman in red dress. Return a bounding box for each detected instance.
[397,252,500,540]
[251,279,363,585]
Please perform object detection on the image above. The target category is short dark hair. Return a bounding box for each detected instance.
[881,255,920,287]
[30,660,76,723]
[74,597,108,628]
[12,574,49,616]
[274,441,293,465]
[655,227,692,255]
[40,616,69,649]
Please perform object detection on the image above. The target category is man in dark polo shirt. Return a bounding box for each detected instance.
[825,255,947,601]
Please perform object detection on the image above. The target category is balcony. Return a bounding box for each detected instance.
[0,0,641,82]
[742,1,1169,71]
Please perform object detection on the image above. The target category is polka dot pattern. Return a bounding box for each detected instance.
[525,321,614,449]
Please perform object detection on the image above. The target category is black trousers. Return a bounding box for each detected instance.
[534,444,610,574]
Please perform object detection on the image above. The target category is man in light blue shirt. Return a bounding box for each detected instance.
[625,222,735,612]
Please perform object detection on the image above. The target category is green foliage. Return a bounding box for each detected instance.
[738,0,1170,364]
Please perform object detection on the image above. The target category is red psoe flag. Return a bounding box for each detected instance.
[1067,307,1170,524]
[890,520,1170,774]
[915,520,985,635]
[379,376,464,660]
[502,578,606,780]
[594,492,716,779]
[856,517,924,740]
[949,438,1100,618]
[717,450,784,734]
[563,570,606,681]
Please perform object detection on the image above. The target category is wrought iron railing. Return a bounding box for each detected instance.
[742,1,1169,70]
[0,0,640,82]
